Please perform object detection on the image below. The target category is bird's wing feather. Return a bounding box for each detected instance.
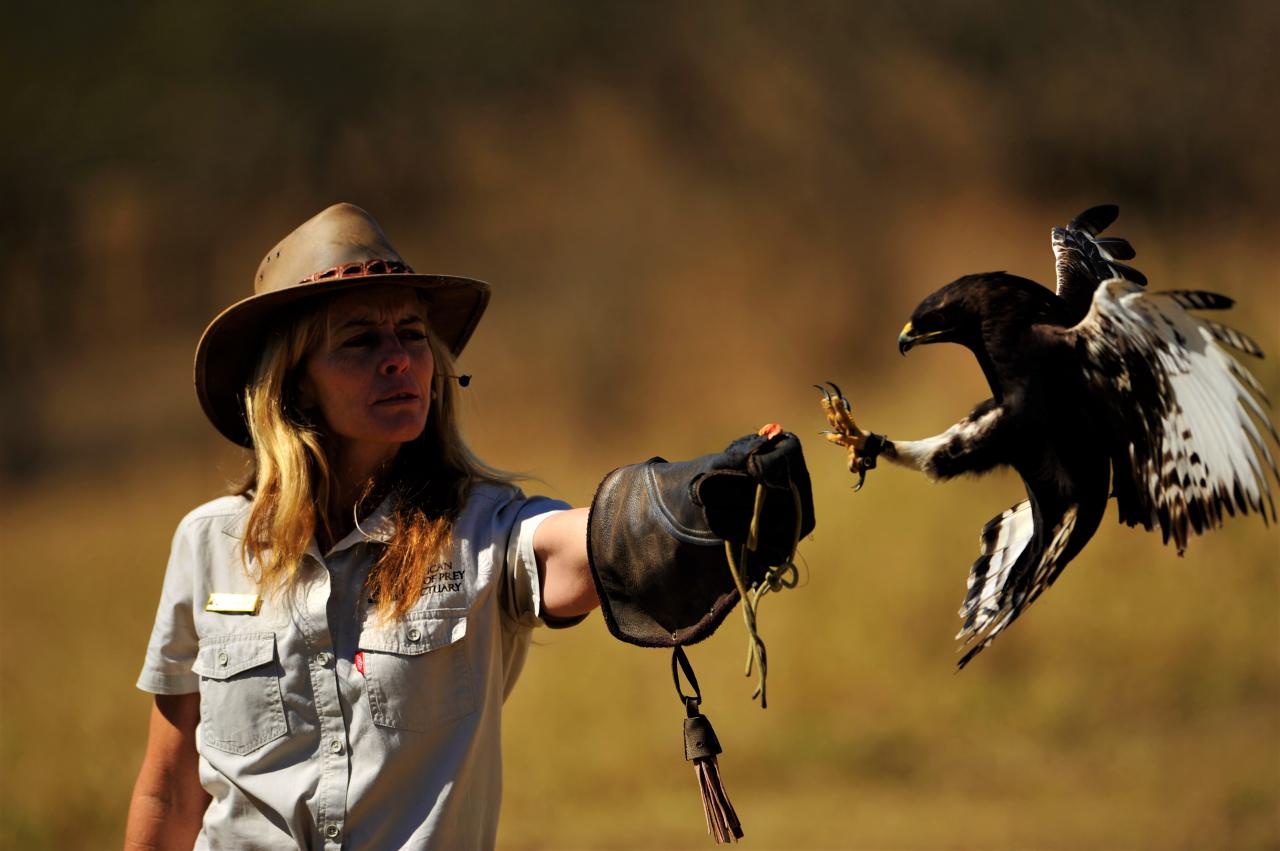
[1052,204,1147,320]
[1070,279,1279,551]
[956,497,1079,669]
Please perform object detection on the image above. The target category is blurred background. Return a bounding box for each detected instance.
[3,1,1278,848]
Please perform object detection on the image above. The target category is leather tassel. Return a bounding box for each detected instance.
[685,705,743,843]
[674,647,744,843]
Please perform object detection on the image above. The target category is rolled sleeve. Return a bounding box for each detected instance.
[502,499,569,628]
[136,518,201,694]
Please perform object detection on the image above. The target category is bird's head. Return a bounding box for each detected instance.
[898,272,1056,356]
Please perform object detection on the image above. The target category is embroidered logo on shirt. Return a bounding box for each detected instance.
[422,561,465,595]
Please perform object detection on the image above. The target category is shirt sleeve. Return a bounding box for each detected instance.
[497,492,579,629]
[136,517,202,694]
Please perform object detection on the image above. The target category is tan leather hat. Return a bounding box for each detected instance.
[194,202,490,446]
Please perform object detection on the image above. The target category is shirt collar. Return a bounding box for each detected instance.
[322,493,398,557]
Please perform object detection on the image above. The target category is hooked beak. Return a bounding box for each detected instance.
[897,321,949,356]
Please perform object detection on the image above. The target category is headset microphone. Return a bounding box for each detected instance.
[441,374,472,387]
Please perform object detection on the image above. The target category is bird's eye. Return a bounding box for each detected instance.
[930,310,956,331]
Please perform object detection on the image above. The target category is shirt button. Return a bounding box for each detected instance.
[329,738,344,755]
[406,627,423,642]
[324,823,341,840]
[315,651,333,667]
[216,650,229,667]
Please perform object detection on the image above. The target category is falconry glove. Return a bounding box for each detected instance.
[586,428,815,648]
[586,427,815,845]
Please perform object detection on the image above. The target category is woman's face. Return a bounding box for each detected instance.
[299,287,435,463]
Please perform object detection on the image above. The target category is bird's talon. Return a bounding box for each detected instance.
[818,380,872,457]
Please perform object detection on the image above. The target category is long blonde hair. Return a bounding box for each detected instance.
[238,292,511,619]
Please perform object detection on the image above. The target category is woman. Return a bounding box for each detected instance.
[125,203,599,849]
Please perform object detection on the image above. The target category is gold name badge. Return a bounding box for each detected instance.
[205,593,262,615]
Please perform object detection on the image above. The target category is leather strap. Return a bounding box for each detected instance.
[671,645,702,713]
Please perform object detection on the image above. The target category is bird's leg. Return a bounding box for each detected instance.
[881,401,1008,481]
[817,382,881,490]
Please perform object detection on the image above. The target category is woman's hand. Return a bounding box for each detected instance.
[124,693,209,850]
[533,507,599,619]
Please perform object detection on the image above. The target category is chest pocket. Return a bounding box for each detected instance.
[191,632,288,755]
[358,612,475,732]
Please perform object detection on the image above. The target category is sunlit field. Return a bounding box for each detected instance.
[2,216,1276,849]
[4,4,1280,848]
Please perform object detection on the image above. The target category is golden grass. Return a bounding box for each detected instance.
[7,7,1280,847]
[3,392,1276,849]
[4,139,1279,850]
[496,462,1279,850]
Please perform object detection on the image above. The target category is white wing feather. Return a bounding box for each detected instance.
[1078,279,1278,549]
[957,503,1078,668]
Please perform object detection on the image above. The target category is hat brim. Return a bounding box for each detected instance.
[195,273,490,447]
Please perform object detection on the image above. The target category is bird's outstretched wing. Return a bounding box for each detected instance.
[1052,204,1147,321]
[955,494,1086,669]
[956,277,1277,667]
[957,499,1035,667]
[1070,280,1279,551]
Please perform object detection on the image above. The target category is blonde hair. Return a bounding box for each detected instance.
[238,292,511,620]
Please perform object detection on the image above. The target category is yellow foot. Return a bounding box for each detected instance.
[816,382,875,489]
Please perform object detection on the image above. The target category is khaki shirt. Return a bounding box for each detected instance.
[137,482,571,849]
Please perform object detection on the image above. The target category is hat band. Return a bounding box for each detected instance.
[298,258,415,284]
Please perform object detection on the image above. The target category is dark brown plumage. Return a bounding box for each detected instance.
[841,205,1279,667]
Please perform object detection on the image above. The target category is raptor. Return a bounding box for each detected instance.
[820,205,1278,667]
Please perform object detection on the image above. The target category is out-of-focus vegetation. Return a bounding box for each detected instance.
[2,2,1277,849]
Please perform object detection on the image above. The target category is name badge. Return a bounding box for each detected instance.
[205,592,262,614]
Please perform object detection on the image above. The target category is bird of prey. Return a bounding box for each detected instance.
[819,205,1278,668]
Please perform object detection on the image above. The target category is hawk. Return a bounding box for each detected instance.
[820,205,1278,668]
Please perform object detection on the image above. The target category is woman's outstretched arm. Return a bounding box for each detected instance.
[533,507,598,619]
[124,693,208,851]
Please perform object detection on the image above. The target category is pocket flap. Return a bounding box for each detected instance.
[359,614,467,656]
[192,632,277,679]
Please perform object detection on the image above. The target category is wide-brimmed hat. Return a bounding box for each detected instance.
[195,202,490,447]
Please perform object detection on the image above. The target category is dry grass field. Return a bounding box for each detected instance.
[2,212,1277,849]
[4,3,1279,848]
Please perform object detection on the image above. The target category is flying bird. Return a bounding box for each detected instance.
[819,205,1278,668]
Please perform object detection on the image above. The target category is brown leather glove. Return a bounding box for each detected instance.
[586,429,815,647]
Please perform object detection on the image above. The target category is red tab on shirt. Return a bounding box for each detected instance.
[354,651,365,676]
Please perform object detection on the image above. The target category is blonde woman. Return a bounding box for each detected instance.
[125,203,813,849]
